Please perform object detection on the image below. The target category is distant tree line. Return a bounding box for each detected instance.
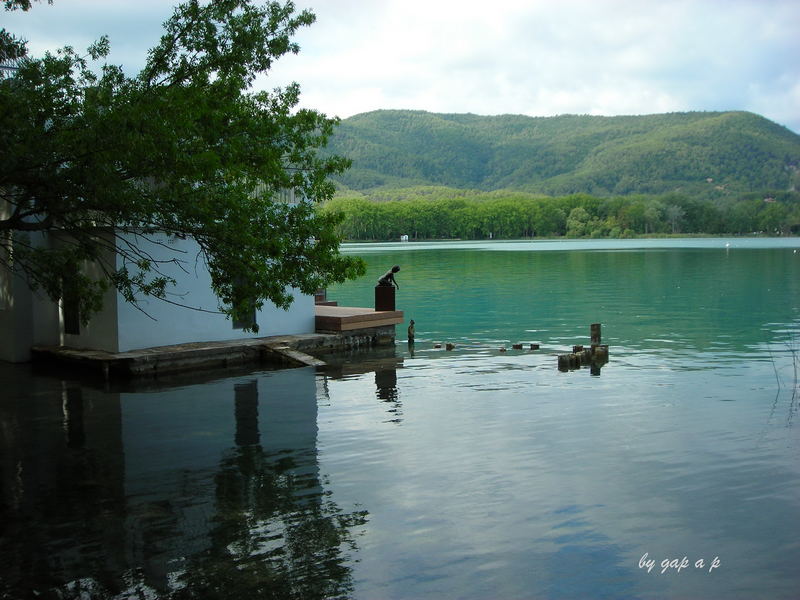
[320,189,800,241]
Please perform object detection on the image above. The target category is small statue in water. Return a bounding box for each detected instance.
[407,319,415,341]
[377,265,401,289]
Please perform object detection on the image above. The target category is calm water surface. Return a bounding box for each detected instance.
[1,238,799,599]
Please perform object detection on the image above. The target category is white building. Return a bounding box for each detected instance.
[0,200,316,363]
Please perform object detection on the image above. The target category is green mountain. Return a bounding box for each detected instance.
[327,110,800,196]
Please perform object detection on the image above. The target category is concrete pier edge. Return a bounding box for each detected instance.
[30,325,398,380]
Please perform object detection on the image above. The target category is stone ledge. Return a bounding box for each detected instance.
[31,324,399,380]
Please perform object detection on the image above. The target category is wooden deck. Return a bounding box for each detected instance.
[315,305,404,332]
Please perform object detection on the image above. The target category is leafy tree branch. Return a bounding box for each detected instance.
[1,0,365,330]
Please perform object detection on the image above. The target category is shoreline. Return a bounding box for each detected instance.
[341,233,798,244]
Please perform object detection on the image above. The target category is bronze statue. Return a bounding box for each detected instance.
[407,319,415,341]
[377,265,400,289]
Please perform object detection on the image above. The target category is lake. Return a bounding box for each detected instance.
[1,238,799,599]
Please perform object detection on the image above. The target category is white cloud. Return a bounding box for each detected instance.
[271,0,800,132]
[4,0,799,132]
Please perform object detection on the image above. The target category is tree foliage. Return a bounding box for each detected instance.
[0,0,364,330]
[322,188,800,241]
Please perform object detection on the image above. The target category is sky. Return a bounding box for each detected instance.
[4,0,800,133]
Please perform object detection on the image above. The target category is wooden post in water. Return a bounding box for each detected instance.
[591,323,602,345]
[580,348,593,364]
[556,324,609,373]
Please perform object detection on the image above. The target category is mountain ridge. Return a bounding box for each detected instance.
[326,109,800,197]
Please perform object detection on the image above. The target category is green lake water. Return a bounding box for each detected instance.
[1,238,799,599]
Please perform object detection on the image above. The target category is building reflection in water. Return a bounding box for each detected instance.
[323,347,404,424]
[374,368,402,423]
[62,387,86,449]
[234,380,259,447]
[0,364,368,599]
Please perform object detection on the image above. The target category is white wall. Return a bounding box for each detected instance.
[114,233,315,352]
[0,262,33,362]
[1,228,316,360]
[0,229,60,363]
[0,201,25,362]
[60,231,120,353]
[61,282,119,352]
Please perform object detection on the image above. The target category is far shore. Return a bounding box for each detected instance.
[340,233,799,244]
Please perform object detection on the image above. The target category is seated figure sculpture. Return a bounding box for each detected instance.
[377,265,400,289]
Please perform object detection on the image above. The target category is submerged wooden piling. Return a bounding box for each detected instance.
[557,324,609,373]
[558,353,581,370]
[591,323,602,345]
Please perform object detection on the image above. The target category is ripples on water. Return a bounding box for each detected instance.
[323,239,800,599]
[1,239,799,599]
[319,344,799,599]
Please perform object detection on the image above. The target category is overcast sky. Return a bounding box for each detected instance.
[5,0,800,133]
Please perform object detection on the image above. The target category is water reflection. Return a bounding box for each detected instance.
[234,380,259,446]
[374,368,398,400]
[540,505,637,600]
[0,365,368,599]
[322,347,404,424]
[374,368,400,422]
[63,386,86,448]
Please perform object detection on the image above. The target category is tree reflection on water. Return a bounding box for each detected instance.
[170,445,368,600]
[0,365,368,600]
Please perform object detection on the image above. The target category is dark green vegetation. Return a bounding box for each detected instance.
[0,0,364,329]
[322,190,800,240]
[321,110,800,240]
[329,110,800,196]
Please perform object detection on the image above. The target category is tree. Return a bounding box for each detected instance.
[0,0,364,331]
[665,204,685,234]
[643,201,665,234]
[565,207,590,237]
[620,200,646,233]
[758,202,789,235]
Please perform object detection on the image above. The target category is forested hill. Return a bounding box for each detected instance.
[327,110,800,197]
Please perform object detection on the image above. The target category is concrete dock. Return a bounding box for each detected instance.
[32,305,405,379]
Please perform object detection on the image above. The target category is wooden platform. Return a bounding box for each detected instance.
[315,305,404,332]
